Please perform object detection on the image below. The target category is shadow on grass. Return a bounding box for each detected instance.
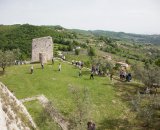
[35,67,43,70]
[113,80,160,129]
[53,69,59,72]
[113,81,141,102]
[97,118,130,130]
[84,78,92,80]
[47,63,54,65]
[0,71,4,76]
[71,76,79,78]
[82,70,90,75]
[25,72,32,74]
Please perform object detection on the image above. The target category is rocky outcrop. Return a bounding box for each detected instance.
[0,82,36,130]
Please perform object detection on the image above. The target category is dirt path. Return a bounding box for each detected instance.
[55,57,91,71]
[20,95,69,130]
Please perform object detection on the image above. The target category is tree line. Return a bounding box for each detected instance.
[0,24,77,59]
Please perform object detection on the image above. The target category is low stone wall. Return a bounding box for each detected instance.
[20,94,69,130]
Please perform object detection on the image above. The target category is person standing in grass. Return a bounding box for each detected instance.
[79,68,82,77]
[110,69,114,80]
[30,65,34,74]
[92,123,96,130]
[58,63,61,71]
[87,121,92,130]
[52,57,54,65]
[90,71,94,79]
[41,63,44,69]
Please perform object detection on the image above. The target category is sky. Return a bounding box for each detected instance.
[0,0,160,34]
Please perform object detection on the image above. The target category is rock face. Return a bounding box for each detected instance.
[0,101,7,130]
[0,82,36,130]
[32,36,53,63]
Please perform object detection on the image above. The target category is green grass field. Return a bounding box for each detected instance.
[24,100,61,130]
[0,60,135,129]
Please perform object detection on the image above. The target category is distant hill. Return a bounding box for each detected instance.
[0,24,160,59]
[71,29,160,44]
[89,30,160,44]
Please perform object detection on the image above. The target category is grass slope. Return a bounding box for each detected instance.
[24,101,61,130]
[0,60,132,129]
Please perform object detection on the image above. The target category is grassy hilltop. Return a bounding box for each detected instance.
[0,60,133,130]
[1,60,160,129]
[0,24,160,129]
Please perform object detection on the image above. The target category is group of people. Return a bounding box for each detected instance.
[91,65,104,76]
[30,59,133,83]
[72,60,84,68]
[71,60,84,77]
[119,69,132,82]
[77,63,95,79]
[15,60,27,65]
[78,66,94,79]
[30,58,61,74]
[72,61,106,79]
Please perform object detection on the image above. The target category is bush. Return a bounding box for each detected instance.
[88,47,96,57]
[68,86,90,130]
[75,49,80,55]
[68,44,73,51]
[81,44,87,48]
[84,61,91,68]
[155,58,160,67]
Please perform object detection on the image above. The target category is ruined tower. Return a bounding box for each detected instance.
[31,36,53,63]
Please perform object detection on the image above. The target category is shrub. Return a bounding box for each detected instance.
[75,49,80,55]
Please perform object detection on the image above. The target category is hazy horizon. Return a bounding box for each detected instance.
[0,0,160,35]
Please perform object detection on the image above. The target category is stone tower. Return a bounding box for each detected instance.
[31,36,53,63]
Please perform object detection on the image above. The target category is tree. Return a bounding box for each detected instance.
[68,86,90,130]
[132,64,160,88]
[73,40,80,46]
[92,58,114,74]
[68,43,73,51]
[13,48,21,60]
[0,50,15,72]
[88,47,96,57]
[75,49,80,55]
[131,93,154,127]
[125,59,131,64]
[155,58,160,67]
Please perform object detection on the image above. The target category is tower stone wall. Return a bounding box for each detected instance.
[31,36,53,62]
